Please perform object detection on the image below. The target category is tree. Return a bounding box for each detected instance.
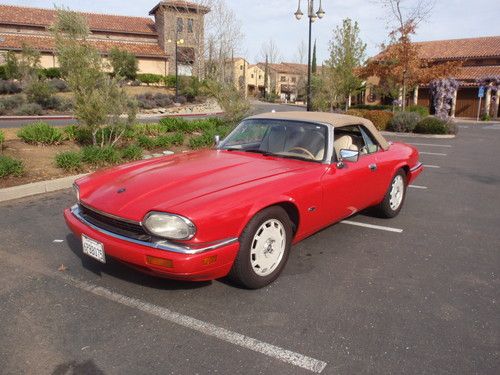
[295,40,307,65]
[363,0,460,110]
[327,18,367,110]
[311,40,317,74]
[109,47,138,80]
[259,39,281,66]
[52,8,136,146]
[263,55,269,99]
[4,46,41,81]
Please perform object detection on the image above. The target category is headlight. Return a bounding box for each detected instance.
[73,183,80,202]
[143,212,196,240]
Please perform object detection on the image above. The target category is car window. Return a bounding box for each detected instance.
[220,119,328,162]
[333,125,380,158]
[359,126,380,154]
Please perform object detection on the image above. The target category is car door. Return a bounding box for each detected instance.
[320,125,384,223]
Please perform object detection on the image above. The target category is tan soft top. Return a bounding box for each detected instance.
[248,111,390,151]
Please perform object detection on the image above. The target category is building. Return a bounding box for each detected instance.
[364,36,500,118]
[0,1,209,77]
[257,62,308,102]
[226,57,265,98]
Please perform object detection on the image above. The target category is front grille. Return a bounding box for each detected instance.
[79,204,151,242]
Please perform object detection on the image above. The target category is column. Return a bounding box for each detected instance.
[484,83,492,117]
[495,90,499,118]
[413,85,419,105]
[451,89,458,118]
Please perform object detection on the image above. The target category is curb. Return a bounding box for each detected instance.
[0,115,75,121]
[157,111,225,118]
[381,131,456,139]
[0,174,88,203]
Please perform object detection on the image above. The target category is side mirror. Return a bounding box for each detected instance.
[214,135,221,147]
[337,149,359,168]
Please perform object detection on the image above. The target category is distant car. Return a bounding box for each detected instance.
[65,112,423,289]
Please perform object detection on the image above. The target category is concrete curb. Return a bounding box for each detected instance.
[0,174,88,203]
[381,131,456,139]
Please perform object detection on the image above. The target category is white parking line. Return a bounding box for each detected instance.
[419,152,447,156]
[409,185,428,189]
[341,220,403,233]
[63,275,328,374]
[409,142,452,148]
[423,165,440,169]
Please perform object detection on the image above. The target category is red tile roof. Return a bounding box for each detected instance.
[149,1,210,15]
[0,33,167,58]
[453,65,500,81]
[415,36,500,60]
[0,4,157,35]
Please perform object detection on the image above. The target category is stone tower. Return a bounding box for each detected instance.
[149,1,210,78]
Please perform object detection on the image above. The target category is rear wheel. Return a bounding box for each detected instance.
[229,206,292,289]
[375,169,407,218]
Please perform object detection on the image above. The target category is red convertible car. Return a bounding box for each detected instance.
[65,112,422,288]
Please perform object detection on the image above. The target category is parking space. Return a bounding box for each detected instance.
[0,122,498,374]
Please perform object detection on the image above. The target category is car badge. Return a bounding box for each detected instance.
[117,188,126,194]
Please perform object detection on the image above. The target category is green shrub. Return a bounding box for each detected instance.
[48,78,69,92]
[414,117,454,134]
[406,105,430,117]
[159,117,191,133]
[137,73,163,85]
[481,113,491,122]
[25,80,56,108]
[0,65,6,80]
[17,122,63,145]
[133,123,164,137]
[188,126,231,149]
[346,109,367,117]
[55,151,83,172]
[121,144,143,161]
[362,110,393,131]
[43,67,62,79]
[0,155,24,178]
[0,79,23,95]
[163,75,177,88]
[81,146,120,166]
[14,103,43,116]
[0,94,25,110]
[0,130,4,151]
[389,112,421,133]
[137,135,156,150]
[169,132,185,146]
[154,135,174,148]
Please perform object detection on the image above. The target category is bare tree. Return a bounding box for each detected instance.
[259,39,281,65]
[295,40,307,65]
[379,0,435,29]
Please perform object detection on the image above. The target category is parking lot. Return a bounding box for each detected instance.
[0,122,498,375]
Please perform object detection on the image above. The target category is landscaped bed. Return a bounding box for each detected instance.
[0,117,233,189]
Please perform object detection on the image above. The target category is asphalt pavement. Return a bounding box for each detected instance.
[0,101,304,128]
[0,122,498,374]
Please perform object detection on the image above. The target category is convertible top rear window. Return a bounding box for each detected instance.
[220,119,328,162]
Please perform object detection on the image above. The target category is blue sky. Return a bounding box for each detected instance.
[2,0,499,64]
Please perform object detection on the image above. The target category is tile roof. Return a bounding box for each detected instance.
[453,65,500,81]
[415,36,500,60]
[0,33,167,58]
[0,4,157,35]
[150,1,211,15]
[258,62,308,75]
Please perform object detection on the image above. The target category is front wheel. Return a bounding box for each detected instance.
[228,206,292,289]
[375,169,407,218]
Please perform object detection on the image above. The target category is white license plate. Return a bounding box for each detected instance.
[82,235,106,263]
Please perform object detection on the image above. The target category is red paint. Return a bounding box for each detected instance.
[67,140,421,281]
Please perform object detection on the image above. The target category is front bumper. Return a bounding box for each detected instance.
[64,205,240,281]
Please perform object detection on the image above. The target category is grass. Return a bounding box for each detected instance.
[121,144,144,161]
[81,146,121,166]
[55,151,83,172]
[0,155,24,178]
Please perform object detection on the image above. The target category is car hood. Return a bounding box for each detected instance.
[78,150,307,221]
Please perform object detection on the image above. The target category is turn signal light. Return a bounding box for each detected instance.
[202,255,217,265]
[146,256,173,268]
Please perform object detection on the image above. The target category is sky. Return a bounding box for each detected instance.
[2,0,499,64]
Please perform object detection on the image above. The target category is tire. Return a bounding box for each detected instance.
[375,169,407,218]
[229,206,293,289]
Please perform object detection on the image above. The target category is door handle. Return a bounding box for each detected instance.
[369,163,377,171]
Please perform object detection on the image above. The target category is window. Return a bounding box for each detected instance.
[251,74,254,78]
[240,65,243,70]
[188,18,194,33]
[280,76,287,82]
[177,18,183,32]
[333,125,380,159]
[291,77,297,83]
[258,75,262,79]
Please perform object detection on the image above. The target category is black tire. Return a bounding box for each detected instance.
[375,169,407,218]
[228,206,293,289]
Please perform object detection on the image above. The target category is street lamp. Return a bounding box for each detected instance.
[294,0,325,111]
[167,33,184,102]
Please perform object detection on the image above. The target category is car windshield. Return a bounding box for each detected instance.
[219,119,328,162]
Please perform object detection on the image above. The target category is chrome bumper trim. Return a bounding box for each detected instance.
[410,162,423,172]
[70,205,238,255]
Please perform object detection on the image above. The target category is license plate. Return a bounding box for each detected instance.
[82,235,106,263]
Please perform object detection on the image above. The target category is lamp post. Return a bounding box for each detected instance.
[168,31,184,102]
[294,0,325,112]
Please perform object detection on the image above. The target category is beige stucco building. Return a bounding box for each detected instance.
[227,58,266,98]
[0,1,209,77]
